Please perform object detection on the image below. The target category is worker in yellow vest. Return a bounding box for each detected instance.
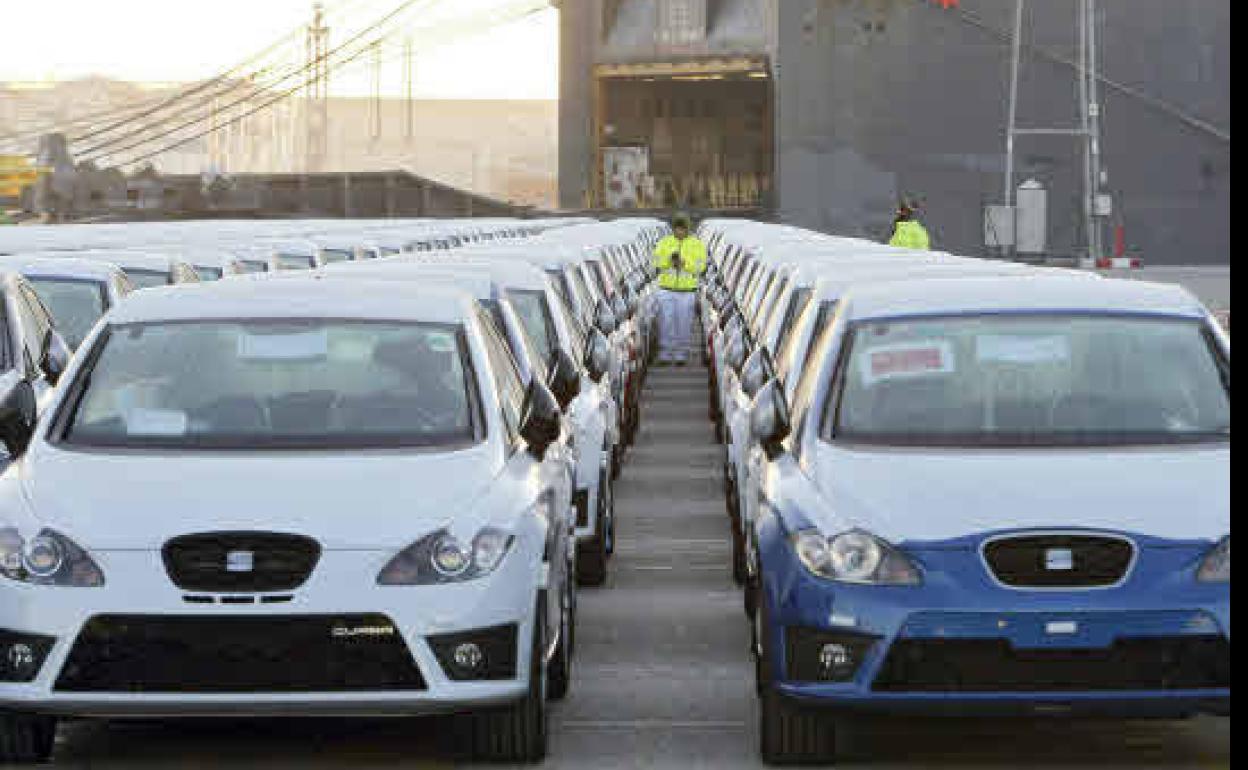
[652,213,707,364]
[888,202,932,250]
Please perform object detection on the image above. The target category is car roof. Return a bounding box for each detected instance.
[0,255,124,281]
[401,256,551,290]
[318,261,498,300]
[841,275,1208,321]
[68,250,188,271]
[107,276,478,325]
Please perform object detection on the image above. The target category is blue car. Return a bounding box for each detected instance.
[747,275,1230,764]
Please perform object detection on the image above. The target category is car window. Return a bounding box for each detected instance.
[829,315,1231,447]
[321,249,354,264]
[124,268,172,290]
[0,291,14,370]
[27,278,108,350]
[275,254,315,271]
[194,266,224,282]
[61,320,476,450]
[476,306,525,439]
[775,288,812,355]
[550,288,586,363]
[507,289,558,366]
[239,260,269,274]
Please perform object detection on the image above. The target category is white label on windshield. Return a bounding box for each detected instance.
[427,332,455,353]
[862,340,954,386]
[125,408,188,436]
[237,329,328,361]
[976,334,1070,364]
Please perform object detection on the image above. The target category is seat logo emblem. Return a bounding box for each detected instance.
[225,550,255,573]
[1044,548,1074,571]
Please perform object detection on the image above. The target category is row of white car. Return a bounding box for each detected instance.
[0,216,666,763]
[695,220,1230,764]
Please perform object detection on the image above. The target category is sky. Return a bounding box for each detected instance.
[0,0,559,99]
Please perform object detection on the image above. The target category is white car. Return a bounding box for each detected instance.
[0,278,575,763]
[73,250,202,290]
[0,257,133,351]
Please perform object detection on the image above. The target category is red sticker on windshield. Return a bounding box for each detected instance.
[863,341,954,385]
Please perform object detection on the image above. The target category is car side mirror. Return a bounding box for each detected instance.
[725,326,749,374]
[584,329,611,383]
[741,347,775,400]
[547,347,582,411]
[519,378,563,460]
[611,293,629,322]
[595,299,618,336]
[0,376,38,458]
[750,379,791,460]
[40,332,70,387]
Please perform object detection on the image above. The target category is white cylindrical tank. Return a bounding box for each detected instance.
[1015,179,1047,255]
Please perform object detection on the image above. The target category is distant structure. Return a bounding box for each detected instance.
[557,0,1230,264]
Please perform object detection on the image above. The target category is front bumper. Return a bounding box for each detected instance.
[0,547,540,717]
[759,527,1231,715]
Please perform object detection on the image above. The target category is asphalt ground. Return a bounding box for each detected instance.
[17,358,1231,769]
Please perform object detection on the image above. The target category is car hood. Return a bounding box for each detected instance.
[18,444,497,550]
[809,443,1230,543]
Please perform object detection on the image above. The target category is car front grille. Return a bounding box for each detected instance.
[983,533,1134,588]
[872,636,1230,693]
[162,532,321,592]
[55,614,426,693]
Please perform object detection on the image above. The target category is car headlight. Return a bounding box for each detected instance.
[1197,536,1229,583]
[792,529,921,585]
[377,527,514,585]
[0,527,105,587]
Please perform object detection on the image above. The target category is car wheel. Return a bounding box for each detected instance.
[759,688,839,765]
[743,541,759,619]
[731,514,747,587]
[465,605,548,763]
[577,489,610,587]
[601,471,617,556]
[547,583,573,701]
[0,711,57,764]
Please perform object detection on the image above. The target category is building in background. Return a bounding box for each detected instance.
[557,0,1230,265]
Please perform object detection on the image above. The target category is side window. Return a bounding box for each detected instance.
[13,287,47,370]
[476,307,525,441]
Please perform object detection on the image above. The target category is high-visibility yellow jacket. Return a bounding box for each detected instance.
[889,220,931,250]
[653,234,707,291]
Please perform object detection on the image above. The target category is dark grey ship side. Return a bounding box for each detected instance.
[558,0,1229,265]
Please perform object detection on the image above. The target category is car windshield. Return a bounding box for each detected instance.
[125,268,172,289]
[238,260,268,274]
[276,254,315,270]
[193,266,223,281]
[321,248,354,264]
[507,289,556,365]
[27,278,108,350]
[61,320,477,450]
[831,315,1230,447]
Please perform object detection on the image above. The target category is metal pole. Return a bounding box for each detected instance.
[1086,0,1105,261]
[1078,0,1093,261]
[1003,0,1024,257]
[404,38,414,141]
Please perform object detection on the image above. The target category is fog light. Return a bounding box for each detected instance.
[0,629,55,683]
[785,626,878,683]
[453,642,484,673]
[819,643,854,680]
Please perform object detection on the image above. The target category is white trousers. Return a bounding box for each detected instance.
[658,289,696,361]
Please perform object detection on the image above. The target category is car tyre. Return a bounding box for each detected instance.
[465,606,548,763]
[577,485,610,587]
[547,582,574,701]
[0,712,57,764]
[731,513,747,587]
